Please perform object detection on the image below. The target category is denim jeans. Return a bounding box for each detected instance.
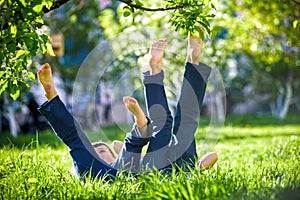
[142,62,211,170]
[38,96,152,179]
[38,61,211,178]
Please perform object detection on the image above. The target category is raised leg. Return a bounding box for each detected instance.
[37,64,117,179]
[171,32,211,166]
[137,39,175,170]
[110,96,152,172]
[143,40,173,153]
[123,96,148,136]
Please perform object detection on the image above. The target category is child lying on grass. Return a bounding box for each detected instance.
[37,32,217,180]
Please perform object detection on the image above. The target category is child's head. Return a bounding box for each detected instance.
[92,142,116,164]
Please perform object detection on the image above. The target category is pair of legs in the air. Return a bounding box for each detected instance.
[37,33,217,179]
[108,34,217,171]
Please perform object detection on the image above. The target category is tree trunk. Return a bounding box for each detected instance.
[3,96,19,137]
[279,81,292,119]
[269,80,292,119]
[6,106,19,137]
[215,91,226,122]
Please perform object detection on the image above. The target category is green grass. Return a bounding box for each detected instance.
[0,114,299,199]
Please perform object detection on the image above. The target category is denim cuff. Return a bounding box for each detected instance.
[130,116,153,138]
[142,70,164,85]
[123,133,151,153]
[38,95,60,114]
[186,62,211,83]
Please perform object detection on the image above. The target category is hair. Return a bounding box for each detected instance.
[92,141,115,158]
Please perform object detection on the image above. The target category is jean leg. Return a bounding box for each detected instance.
[111,122,152,173]
[140,71,174,170]
[38,96,117,179]
[142,71,173,152]
[171,62,211,166]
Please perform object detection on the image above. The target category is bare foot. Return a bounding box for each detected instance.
[37,63,58,101]
[112,140,123,155]
[186,32,204,64]
[149,39,168,75]
[123,96,148,134]
[198,152,218,171]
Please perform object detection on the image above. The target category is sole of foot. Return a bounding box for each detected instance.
[123,96,147,129]
[149,39,168,75]
[112,140,123,155]
[187,32,204,64]
[198,152,218,171]
[37,63,57,101]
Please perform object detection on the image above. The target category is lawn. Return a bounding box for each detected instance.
[0,114,299,199]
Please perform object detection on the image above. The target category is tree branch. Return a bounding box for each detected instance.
[119,0,186,11]
[43,0,186,13]
[292,0,300,5]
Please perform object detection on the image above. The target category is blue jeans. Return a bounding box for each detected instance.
[38,62,210,178]
[38,97,152,179]
[142,62,211,170]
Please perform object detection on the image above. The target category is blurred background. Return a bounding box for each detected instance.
[0,0,299,138]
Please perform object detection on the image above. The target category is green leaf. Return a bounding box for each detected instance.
[26,59,33,68]
[123,5,132,12]
[42,0,53,9]
[7,42,17,53]
[23,36,34,48]
[19,0,27,7]
[123,11,131,17]
[46,42,55,56]
[33,4,43,13]
[10,24,17,37]
[0,81,8,95]
[211,0,218,9]
[40,34,49,42]
[198,21,210,34]
[293,20,299,29]
[192,26,205,40]
[0,71,5,78]
[10,88,20,100]
[27,71,36,81]
[35,17,44,24]
[16,50,26,59]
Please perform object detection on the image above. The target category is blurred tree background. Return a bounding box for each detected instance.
[0,0,299,135]
[213,0,300,119]
[0,0,215,99]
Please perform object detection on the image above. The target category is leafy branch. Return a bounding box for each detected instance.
[292,0,300,5]
[42,0,216,38]
[43,0,187,13]
[118,0,186,11]
[0,0,216,100]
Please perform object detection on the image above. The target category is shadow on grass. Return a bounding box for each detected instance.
[273,186,300,200]
[229,186,300,200]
